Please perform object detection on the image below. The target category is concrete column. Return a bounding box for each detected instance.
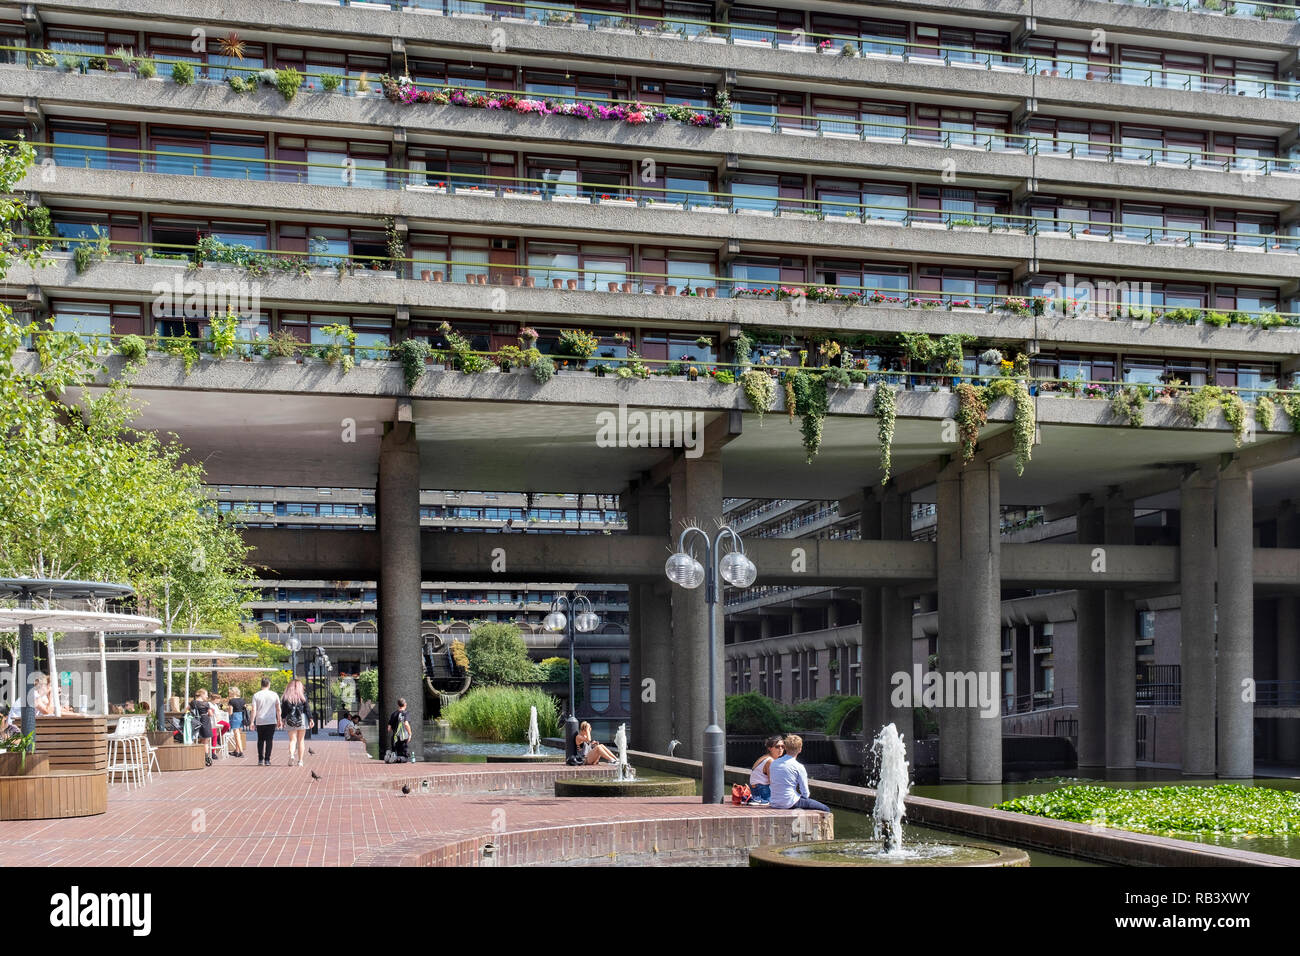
[1075,498,1107,769]
[759,616,773,640]
[1217,466,1254,779]
[668,450,724,759]
[962,460,1002,784]
[880,490,914,747]
[631,482,672,753]
[1277,502,1300,764]
[936,462,967,780]
[625,486,644,746]
[377,418,423,750]
[827,603,839,629]
[1180,472,1217,775]
[859,491,884,741]
[791,608,804,633]
[1104,493,1136,770]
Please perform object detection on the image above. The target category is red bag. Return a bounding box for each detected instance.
[731,783,752,806]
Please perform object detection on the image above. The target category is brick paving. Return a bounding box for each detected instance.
[0,736,826,866]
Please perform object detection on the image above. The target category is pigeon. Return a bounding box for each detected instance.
[310,770,321,781]
[308,748,316,756]
[401,784,411,796]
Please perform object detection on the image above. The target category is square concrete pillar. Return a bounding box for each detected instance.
[936,462,968,781]
[1074,498,1107,769]
[1277,501,1300,764]
[1180,471,1217,776]
[961,461,1002,785]
[859,489,884,736]
[1216,466,1254,779]
[1104,492,1136,771]
[377,420,424,750]
[627,480,672,753]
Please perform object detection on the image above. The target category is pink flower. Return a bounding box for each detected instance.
[626,110,647,124]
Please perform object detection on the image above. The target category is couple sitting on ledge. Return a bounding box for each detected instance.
[567,721,618,766]
[749,734,831,812]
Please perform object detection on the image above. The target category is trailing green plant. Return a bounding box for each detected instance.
[71,224,112,274]
[790,370,829,463]
[1256,394,1276,432]
[274,67,303,102]
[27,205,51,244]
[171,60,195,85]
[1183,384,1249,445]
[438,321,488,374]
[1183,384,1222,426]
[384,216,403,274]
[116,334,147,367]
[393,338,431,390]
[530,354,556,383]
[734,329,753,368]
[319,322,357,372]
[205,310,240,359]
[1221,391,1248,446]
[159,334,200,374]
[1111,385,1146,428]
[712,369,734,385]
[874,381,896,484]
[740,368,775,424]
[955,383,988,463]
[1011,382,1035,476]
[442,686,562,743]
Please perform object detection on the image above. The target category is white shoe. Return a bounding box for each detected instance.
[288,755,295,765]
[298,760,303,767]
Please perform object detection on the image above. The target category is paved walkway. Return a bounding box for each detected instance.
[0,735,819,866]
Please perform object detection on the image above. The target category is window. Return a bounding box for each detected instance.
[589,662,610,712]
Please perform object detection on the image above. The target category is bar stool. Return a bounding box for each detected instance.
[106,714,145,789]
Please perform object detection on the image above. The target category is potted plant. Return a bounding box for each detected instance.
[518,327,539,348]
[265,329,302,364]
[320,323,357,371]
[0,731,39,776]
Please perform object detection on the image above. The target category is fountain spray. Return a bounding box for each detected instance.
[526,706,540,756]
[869,723,910,853]
[614,723,636,782]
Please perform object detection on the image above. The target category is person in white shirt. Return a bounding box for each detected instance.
[250,677,282,766]
[748,735,785,805]
[768,734,831,812]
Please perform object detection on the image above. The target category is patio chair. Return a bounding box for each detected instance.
[106,714,146,789]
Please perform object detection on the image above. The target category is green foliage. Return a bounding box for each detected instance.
[464,622,536,685]
[1011,382,1035,477]
[530,354,555,383]
[995,784,1300,836]
[740,368,775,424]
[712,369,734,385]
[356,669,378,703]
[1256,395,1276,432]
[442,686,561,743]
[117,334,147,366]
[205,310,240,359]
[319,323,356,372]
[275,67,303,102]
[1221,391,1248,447]
[556,328,600,359]
[438,321,488,374]
[27,205,51,243]
[0,730,36,767]
[733,329,753,368]
[136,58,156,79]
[1205,310,1229,327]
[955,383,988,463]
[393,338,430,390]
[790,370,829,463]
[1184,385,1222,425]
[158,334,199,373]
[536,656,583,709]
[825,696,862,737]
[1183,385,1249,445]
[321,72,342,92]
[874,382,897,484]
[785,694,858,733]
[71,224,111,274]
[725,692,785,735]
[1279,394,1300,433]
[1111,385,1145,428]
[171,60,195,85]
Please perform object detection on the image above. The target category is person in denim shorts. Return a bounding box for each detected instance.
[748,734,785,805]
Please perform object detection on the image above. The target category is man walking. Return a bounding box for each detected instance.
[769,734,832,812]
[251,677,282,766]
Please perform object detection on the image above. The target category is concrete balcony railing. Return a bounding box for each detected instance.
[21,0,1300,124]
[19,259,1300,360]
[7,70,1300,205]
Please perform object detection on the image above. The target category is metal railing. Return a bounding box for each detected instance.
[1136,663,1182,705]
[1255,680,1300,706]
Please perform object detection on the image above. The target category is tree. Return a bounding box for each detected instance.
[464,622,538,685]
[356,669,379,704]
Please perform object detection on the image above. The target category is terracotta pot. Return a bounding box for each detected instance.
[512,276,524,287]
[552,279,564,289]
[433,271,443,282]
[705,287,716,298]
[134,252,144,264]
[465,275,477,284]
[524,277,536,288]
[621,282,634,293]
[666,286,677,296]
[477,274,488,285]
[566,279,578,290]
[421,270,431,281]
[607,282,620,292]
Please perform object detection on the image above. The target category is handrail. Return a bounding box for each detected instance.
[27,231,1300,326]
[28,331,1300,399]
[21,140,1300,253]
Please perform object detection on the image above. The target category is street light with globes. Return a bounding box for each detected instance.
[543,593,600,761]
[664,524,757,804]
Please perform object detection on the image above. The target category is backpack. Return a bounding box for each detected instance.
[731,783,752,806]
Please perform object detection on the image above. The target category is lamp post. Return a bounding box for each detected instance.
[543,593,600,761]
[664,525,757,804]
[286,636,301,680]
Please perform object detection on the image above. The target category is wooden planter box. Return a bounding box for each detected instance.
[35,715,107,771]
[155,742,207,772]
[147,731,173,749]
[0,752,49,776]
[0,770,107,819]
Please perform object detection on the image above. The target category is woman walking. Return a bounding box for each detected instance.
[226,687,248,757]
[281,679,312,767]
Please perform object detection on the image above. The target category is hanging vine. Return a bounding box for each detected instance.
[740,368,775,425]
[1278,393,1300,433]
[955,383,988,464]
[790,370,829,463]
[1221,392,1248,447]
[783,375,797,423]
[1011,384,1035,477]
[1110,386,1146,428]
[874,381,896,485]
[1256,394,1276,433]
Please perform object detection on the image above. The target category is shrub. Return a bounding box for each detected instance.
[442,686,562,742]
[465,622,537,685]
[321,72,342,92]
[537,656,583,708]
[117,334,147,365]
[725,692,785,735]
[171,60,195,85]
[824,695,863,736]
[785,694,857,732]
[355,669,378,703]
[275,67,303,102]
[136,58,156,79]
[531,354,556,383]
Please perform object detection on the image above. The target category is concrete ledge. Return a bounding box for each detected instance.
[628,750,1300,867]
[364,762,617,794]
